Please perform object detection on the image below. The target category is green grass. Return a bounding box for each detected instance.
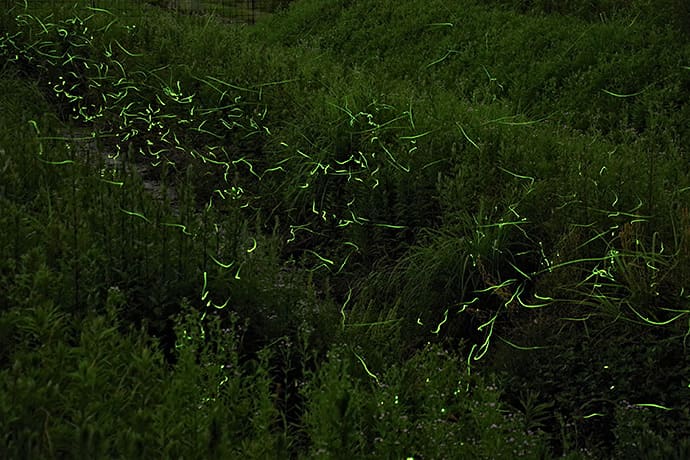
[1,0,689,457]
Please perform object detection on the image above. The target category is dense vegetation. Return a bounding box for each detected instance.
[1,0,690,457]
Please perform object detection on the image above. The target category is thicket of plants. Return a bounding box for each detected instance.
[1,0,689,457]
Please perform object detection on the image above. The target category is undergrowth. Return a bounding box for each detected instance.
[1,0,689,457]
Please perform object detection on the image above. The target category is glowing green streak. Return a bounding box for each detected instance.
[86,5,114,15]
[349,210,369,224]
[482,114,552,126]
[36,135,94,141]
[372,222,407,229]
[583,413,605,419]
[626,304,685,326]
[659,306,690,313]
[425,49,458,68]
[482,65,503,90]
[633,403,673,411]
[197,74,256,94]
[201,272,208,301]
[160,222,192,235]
[120,208,150,223]
[303,250,334,265]
[246,238,257,253]
[62,52,76,65]
[478,310,499,332]
[406,101,416,129]
[233,157,258,177]
[516,293,550,309]
[534,256,615,276]
[340,288,352,330]
[418,159,444,172]
[353,351,380,386]
[475,279,516,293]
[456,123,480,150]
[335,252,351,274]
[474,311,499,361]
[32,15,50,34]
[208,253,234,269]
[478,220,527,229]
[287,224,314,243]
[474,333,493,361]
[346,319,401,327]
[28,120,40,134]
[362,113,408,132]
[466,344,477,383]
[399,131,433,140]
[497,166,535,187]
[505,283,522,306]
[262,166,285,174]
[431,309,449,334]
[497,336,549,350]
[255,78,299,88]
[602,88,644,98]
[38,158,74,165]
[376,138,409,172]
[113,39,143,57]
[100,179,124,187]
[211,297,230,310]
[607,211,648,219]
[507,260,531,280]
[464,297,480,306]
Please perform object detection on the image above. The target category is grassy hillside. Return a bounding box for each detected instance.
[1,0,689,457]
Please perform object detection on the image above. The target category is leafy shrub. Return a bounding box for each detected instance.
[302,343,550,459]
